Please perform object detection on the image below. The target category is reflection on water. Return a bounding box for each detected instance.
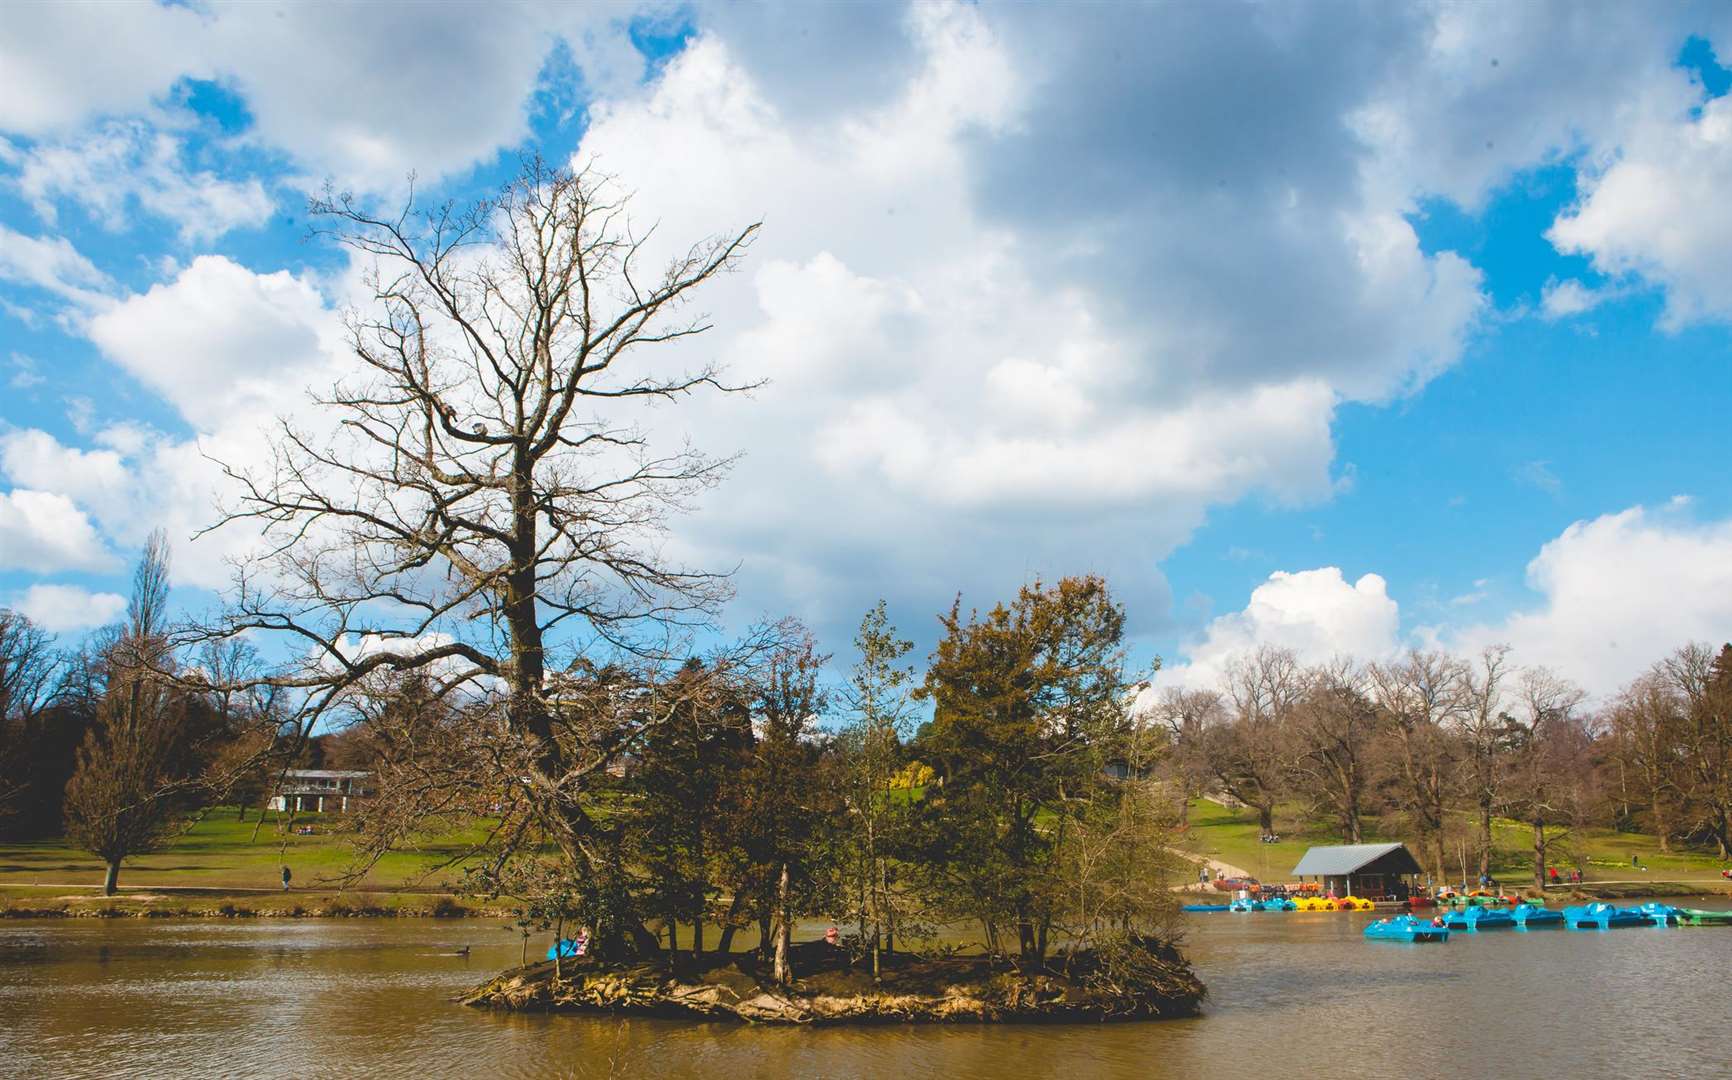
[3,903,1730,1079]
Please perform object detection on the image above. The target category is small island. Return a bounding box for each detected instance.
[463,936,1205,1024]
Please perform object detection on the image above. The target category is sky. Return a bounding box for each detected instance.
[1,1,1730,701]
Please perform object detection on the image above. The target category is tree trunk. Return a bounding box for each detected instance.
[1017,914,1038,968]
[716,890,747,955]
[103,859,120,896]
[1532,819,1547,890]
[1258,803,1273,837]
[1478,800,1493,876]
[553,916,564,984]
[758,912,773,965]
[773,863,791,986]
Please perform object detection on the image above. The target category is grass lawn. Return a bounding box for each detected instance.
[0,807,491,897]
[1176,797,1731,889]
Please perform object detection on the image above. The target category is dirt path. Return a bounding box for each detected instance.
[1168,848,1254,891]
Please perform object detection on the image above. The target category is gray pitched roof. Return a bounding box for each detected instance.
[1291,843,1419,877]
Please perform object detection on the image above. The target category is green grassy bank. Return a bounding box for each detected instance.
[1175,798,1732,895]
[0,808,490,916]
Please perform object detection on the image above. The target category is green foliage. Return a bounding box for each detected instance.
[914,575,1168,965]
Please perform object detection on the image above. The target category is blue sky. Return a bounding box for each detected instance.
[2,2,1730,700]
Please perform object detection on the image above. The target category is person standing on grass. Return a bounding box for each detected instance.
[281,866,291,891]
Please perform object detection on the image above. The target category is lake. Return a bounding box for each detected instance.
[3,903,1730,1078]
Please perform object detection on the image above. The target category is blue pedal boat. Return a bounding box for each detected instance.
[1459,906,1515,930]
[1365,915,1450,943]
[1229,897,1298,912]
[1510,903,1564,928]
[1182,903,1230,913]
[1563,902,1650,929]
[1635,902,1680,926]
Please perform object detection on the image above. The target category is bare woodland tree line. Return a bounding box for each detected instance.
[0,156,1726,985]
[1151,639,1732,888]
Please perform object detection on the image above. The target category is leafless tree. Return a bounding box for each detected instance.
[1603,670,1686,850]
[63,532,201,894]
[1454,645,1513,877]
[197,158,759,953]
[1211,645,1304,838]
[1285,658,1377,844]
[1501,665,1590,889]
[1368,650,1466,881]
[1146,686,1223,825]
[1663,643,1732,858]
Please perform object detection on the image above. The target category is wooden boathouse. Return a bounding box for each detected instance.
[1291,843,1424,900]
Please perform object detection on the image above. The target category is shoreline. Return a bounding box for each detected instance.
[461,938,1207,1025]
[6,880,1724,921]
[0,894,505,919]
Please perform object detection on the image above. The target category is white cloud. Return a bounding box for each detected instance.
[0,2,210,136]
[11,583,126,633]
[0,224,110,309]
[1539,278,1611,320]
[0,489,115,574]
[0,428,134,520]
[6,352,44,390]
[562,12,1493,638]
[1446,505,1732,697]
[16,121,274,243]
[85,255,339,430]
[1,253,350,592]
[0,2,640,192]
[1157,568,1401,690]
[1550,91,1732,328]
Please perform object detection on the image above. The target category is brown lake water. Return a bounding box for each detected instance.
[3,902,1731,1079]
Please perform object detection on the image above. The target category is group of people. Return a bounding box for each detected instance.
[1546,866,1584,886]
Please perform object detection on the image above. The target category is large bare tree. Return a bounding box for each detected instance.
[1210,646,1304,839]
[63,532,207,894]
[201,159,758,952]
[1284,658,1376,845]
[1369,650,1466,882]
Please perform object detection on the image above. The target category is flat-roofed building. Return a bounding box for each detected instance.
[269,769,372,813]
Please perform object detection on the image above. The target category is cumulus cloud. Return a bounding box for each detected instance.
[0,489,115,574]
[562,8,1495,639]
[11,583,126,633]
[1,253,350,591]
[1550,90,1732,328]
[86,255,340,430]
[1445,504,1732,697]
[1157,568,1401,690]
